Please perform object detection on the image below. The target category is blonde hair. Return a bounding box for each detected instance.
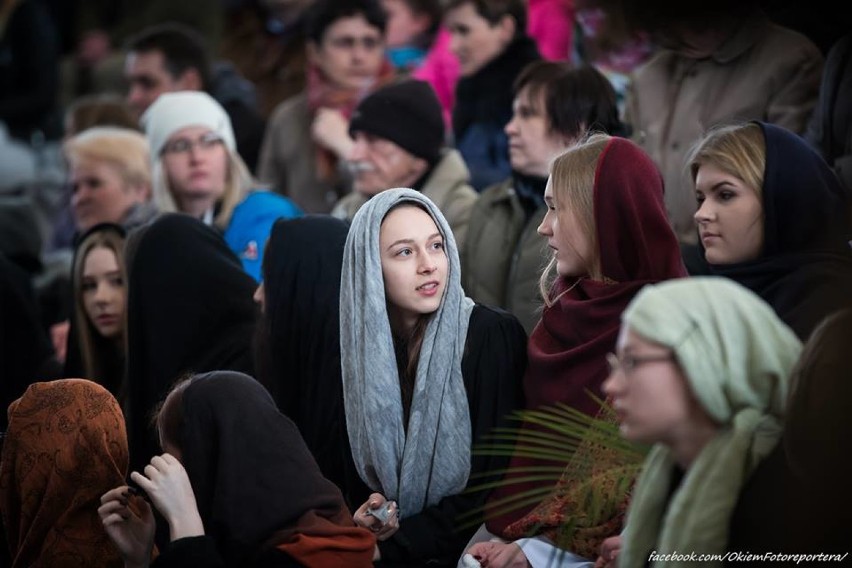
[538,133,609,306]
[64,127,151,189]
[71,227,128,385]
[151,146,253,229]
[686,122,766,198]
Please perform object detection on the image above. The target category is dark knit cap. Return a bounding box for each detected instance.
[349,80,445,164]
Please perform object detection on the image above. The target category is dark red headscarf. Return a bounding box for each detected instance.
[486,137,687,536]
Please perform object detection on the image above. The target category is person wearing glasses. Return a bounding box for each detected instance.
[599,277,801,568]
[142,91,301,281]
[463,134,687,567]
[258,0,395,214]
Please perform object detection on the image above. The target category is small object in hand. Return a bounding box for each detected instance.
[365,500,395,524]
[461,553,482,568]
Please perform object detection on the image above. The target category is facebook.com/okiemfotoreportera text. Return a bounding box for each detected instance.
[649,551,850,564]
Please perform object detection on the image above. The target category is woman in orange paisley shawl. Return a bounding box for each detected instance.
[0,378,135,567]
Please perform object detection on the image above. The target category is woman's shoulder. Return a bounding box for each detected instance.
[468,303,528,346]
[236,190,303,217]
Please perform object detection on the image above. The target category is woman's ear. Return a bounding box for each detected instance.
[496,14,517,45]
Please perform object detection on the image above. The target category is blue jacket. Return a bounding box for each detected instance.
[224,190,302,281]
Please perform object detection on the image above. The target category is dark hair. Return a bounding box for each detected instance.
[65,94,139,136]
[596,0,760,36]
[125,22,213,92]
[304,0,387,44]
[398,0,442,36]
[514,61,625,139]
[445,0,527,39]
[151,373,194,452]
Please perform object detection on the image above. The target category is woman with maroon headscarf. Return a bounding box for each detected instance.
[462,134,687,567]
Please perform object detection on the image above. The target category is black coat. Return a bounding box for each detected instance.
[125,214,258,471]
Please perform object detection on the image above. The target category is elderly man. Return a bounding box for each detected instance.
[332,79,477,248]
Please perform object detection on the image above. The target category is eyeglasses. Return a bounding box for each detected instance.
[606,352,674,375]
[162,132,224,155]
[327,35,383,51]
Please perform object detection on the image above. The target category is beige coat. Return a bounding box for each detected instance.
[257,93,349,214]
[461,177,549,334]
[625,17,823,243]
[331,149,478,250]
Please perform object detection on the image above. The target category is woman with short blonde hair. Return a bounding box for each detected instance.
[63,127,155,233]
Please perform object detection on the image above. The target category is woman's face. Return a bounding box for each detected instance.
[70,159,146,232]
[308,14,386,91]
[603,326,695,446]
[81,246,126,339]
[161,126,228,208]
[694,162,764,264]
[537,177,594,278]
[382,0,432,48]
[445,2,513,77]
[380,205,448,333]
[504,87,569,178]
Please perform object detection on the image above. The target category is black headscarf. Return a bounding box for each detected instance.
[0,254,59,431]
[178,371,373,566]
[710,121,852,339]
[256,216,365,504]
[126,213,258,469]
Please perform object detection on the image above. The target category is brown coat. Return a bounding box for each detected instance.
[331,149,478,250]
[625,17,823,243]
[257,93,350,214]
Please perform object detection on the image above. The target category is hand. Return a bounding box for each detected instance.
[131,453,205,541]
[99,486,155,568]
[467,541,530,568]
[50,320,69,363]
[594,535,622,568]
[353,493,400,541]
[311,108,353,159]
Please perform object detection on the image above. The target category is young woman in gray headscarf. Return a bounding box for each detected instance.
[340,188,527,567]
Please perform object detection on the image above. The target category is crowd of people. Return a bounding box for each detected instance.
[2,0,852,567]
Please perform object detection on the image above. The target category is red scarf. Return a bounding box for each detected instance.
[306,61,395,181]
[486,137,687,536]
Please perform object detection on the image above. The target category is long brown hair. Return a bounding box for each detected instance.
[382,202,440,424]
[71,226,128,395]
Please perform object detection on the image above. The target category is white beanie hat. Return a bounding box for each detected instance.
[141,91,236,158]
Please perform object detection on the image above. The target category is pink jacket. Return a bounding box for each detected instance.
[415,0,574,126]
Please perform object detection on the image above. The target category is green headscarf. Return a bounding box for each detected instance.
[618,277,801,568]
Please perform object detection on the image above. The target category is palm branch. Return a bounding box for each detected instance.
[457,392,648,553]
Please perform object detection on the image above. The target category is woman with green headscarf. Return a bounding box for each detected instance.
[600,277,802,568]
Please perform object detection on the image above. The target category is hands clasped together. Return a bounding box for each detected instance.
[98,453,204,567]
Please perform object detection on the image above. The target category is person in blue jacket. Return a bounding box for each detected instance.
[142,91,301,280]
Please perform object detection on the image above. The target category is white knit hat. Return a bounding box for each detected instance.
[141,91,236,158]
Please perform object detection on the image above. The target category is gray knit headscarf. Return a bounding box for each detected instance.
[340,188,475,517]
